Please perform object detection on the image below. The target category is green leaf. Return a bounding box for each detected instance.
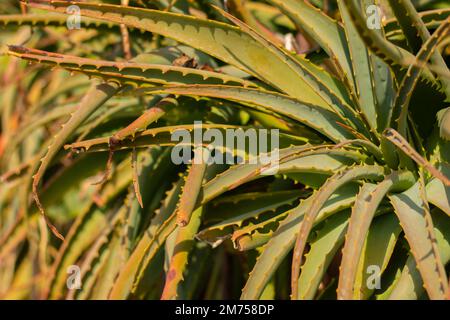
[353,213,402,299]
[389,182,448,299]
[137,85,355,142]
[46,156,139,299]
[291,165,386,299]
[387,0,424,53]
[109,177,183,299]
[389,18,450,135]
[338,0,377,131]
[8,46,257,88]
[201,146,365,204]
[216,7,368,135]
[161,207,203,300]
[384,8,450,38]
[337,171,414,299]
[437,108,450,141]
[388,209,450,300]
[342,0,432,79]
[198,190,301,247]
[31,80,120,239]
[231,209,292,251]
[298,210,350,300]
[70,201,129,300]
[241,184,360,299]
[426,177,450,216]
[27,0,330,107]
[386,0,450,98]
[0,13,117,29]
[176,163,207,227]
[268,0,355,94]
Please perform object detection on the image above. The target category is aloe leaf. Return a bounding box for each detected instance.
[137,85,355,142]
[291,164,386,299]
[46,206,108,299]
[337,171,415,299]
[0,215,31,263]
[161,207,203,300]
[353,213,402,299]
[387,255,425,300]
[292,53,357,110]
[1,246,34,299]
[45,156,136,299]
[8,46,256,88]
[231,209,292,251]
[384,128,450,186]
[386,0,450,97]
[298,210,350,300]
[426,177,450,216]
[129,164,222,297]
[201,145,365,204]
[108,176,183,299]
[178,244,212,300]
[355,0,397,134]
[176,163,207,227]
[112,148,186,298]
[384,8,450,38]
[241,184,360,300]
[342,0,432,79]
[198,190,301,247]
[437,108,450,141]
[113,211,177,299]
[68,122,308,164]
[3,103,75,160]
[387,0,425,53]
[37,153,108,218]
[68,202,129,300]
[44,150,157,299]
[0,13,116,29]
[338,0,378,132]
[335,139,384,162]
[82,231,124,299]
[388,209,450,300]
[26,0,332,107]
[389,19,450,135]
[84,199,142,298]
[67,124,241,152]
[214,4,367,134]
[29,80,120,239]
[278,151,364,174]
[267,0,355,94]
[389,182,449,299]
[370,53,396,132]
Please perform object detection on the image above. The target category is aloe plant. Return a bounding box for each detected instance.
[0,0,449,300]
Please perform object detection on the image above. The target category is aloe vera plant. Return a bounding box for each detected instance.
[0,0,450,300]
